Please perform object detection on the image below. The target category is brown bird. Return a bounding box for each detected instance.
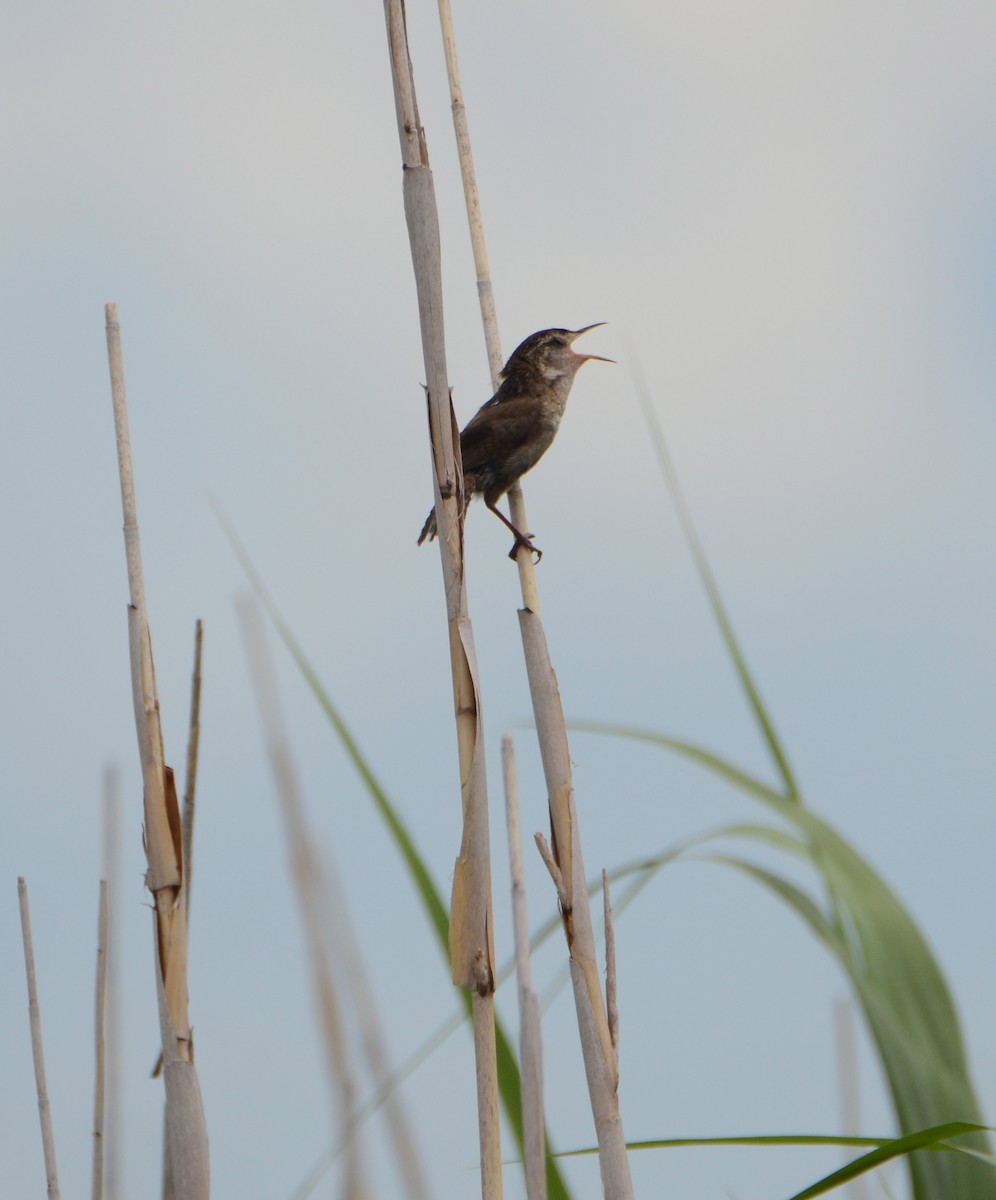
[418,324,612,561]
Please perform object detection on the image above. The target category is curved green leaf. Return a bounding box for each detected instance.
[581,721,994,1197]
[784,1121,990,1200]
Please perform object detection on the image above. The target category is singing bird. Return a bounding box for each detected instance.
[418,324,612,561]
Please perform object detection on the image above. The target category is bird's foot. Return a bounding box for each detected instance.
[508,535,542,564]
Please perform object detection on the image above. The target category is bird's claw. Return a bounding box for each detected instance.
[509,537,542,564]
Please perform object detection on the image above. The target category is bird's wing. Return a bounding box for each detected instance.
[459,398,536,473]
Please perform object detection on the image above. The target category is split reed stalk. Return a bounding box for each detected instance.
[104,303,209,1200]
[382,3,501,1196]
[433,6,634,1195]
[17,877,61,1200]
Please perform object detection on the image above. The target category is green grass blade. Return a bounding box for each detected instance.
[783,1122,990,1200]
[701,855,833,945]
[553,1125,992,1199]
[568,722,787,804]
[558,1132,932,1155]
[630,356,800,800]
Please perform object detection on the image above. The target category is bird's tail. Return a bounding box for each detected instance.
[417,507,437,545]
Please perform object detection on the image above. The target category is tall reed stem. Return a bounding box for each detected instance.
[382,4,501,1195]
[433,7,634,1194]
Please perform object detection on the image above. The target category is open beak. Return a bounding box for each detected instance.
[569,323,615,364]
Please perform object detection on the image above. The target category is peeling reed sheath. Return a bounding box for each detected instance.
[181,620,203,916]
[381,4,502,1195]
[432,9,634,1196]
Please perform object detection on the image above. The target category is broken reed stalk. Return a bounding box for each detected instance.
[382,3,502,1197]
[104,303,209,1200]
[17,877,61,1200]
[238,599,367,1199]
[93,880,109,1200]
[501,738,546,1200]
[432,9,634,1196]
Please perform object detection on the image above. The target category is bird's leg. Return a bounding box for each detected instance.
[485,498,542,563]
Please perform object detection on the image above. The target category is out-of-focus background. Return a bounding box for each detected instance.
[3,2,994,1196]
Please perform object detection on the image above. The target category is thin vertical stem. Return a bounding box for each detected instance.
[434,0,541,612]
[93,879,109,1200]
[502,737,546,1200]
[17,878,61,1200]
[102,767,124,1200]
[435,0,501,384]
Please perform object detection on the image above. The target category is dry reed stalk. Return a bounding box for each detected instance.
[93,879,109,1200]
[238,599,367,1199]
[17,877,61,1200]
[435,0,501,383]
[382,3,502,1196]
[104,303,209,1200]
[502,738,546,1200]
[432,8,634,1195]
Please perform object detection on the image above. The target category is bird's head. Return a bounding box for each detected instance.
[504,324,614,384]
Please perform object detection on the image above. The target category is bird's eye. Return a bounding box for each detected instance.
[550,336,567,347]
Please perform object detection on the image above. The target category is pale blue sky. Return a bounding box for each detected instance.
[3,2,995,1197]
